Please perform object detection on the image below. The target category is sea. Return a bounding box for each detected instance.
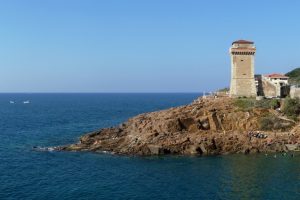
[0,93,299,200]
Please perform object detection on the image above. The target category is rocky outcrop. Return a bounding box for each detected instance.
[57,97,300,155]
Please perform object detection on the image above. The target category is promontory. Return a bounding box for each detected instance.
[56,96,300,155]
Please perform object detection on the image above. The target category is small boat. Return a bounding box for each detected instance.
[9,101,15,104]
[23,100,30,104]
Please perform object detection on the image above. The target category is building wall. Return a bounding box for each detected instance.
[262,78,277,97]
[290,86,300,99]
[261,75,289,98]
[255,75,264,96]
[265,77,288,86]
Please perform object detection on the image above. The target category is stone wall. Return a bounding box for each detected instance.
[262,77,277,97]
[290,86,300,99]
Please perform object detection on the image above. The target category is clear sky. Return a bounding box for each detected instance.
[1,0,300,93]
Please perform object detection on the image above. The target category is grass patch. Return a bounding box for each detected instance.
[234,98,280,111]
[233,98,256,111]
[259,114,294,131]
[256,99,280,109]
[218,87,229,92]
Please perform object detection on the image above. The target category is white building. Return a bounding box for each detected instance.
[263,73,289,86]
[260,73,289,98]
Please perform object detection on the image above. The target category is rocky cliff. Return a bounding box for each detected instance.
[57,97,300,155]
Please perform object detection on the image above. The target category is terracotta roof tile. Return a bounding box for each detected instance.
[232,40,254,45]
[265,73,289,78]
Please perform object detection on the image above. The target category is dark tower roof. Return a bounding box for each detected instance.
[232,40,254,45]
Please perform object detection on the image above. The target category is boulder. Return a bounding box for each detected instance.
[285,144,299,151]
[147,145,161,155]
[179,118,195,130]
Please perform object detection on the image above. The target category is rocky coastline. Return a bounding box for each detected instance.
[56,96,300,156]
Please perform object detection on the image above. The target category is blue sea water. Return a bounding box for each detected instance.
[0,93,300,200]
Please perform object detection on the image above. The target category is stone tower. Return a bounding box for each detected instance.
[229,40,257,97]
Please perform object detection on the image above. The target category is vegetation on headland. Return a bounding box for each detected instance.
[233,97,298,131]
[217,87,229,92]
[286,67,300,85]
[234,98,280,111]
[282,97,300,120]
[259,114,294,131]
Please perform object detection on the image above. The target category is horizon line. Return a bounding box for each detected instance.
[0,91,204,94]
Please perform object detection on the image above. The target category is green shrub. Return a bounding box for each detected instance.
[282,97,300,119]
[255,99,280,109]
[259,115,276,130]
[259,114,293,131]
[234,98,256,111]
[269,99,280,109]
[218,87,229,92]
[234,98,280,110]
[286,68,300,85]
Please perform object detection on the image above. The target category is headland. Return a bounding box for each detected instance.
[56,95,300,155]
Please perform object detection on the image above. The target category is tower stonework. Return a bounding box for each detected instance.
[230,40,257,97]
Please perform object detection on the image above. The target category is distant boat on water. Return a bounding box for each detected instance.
[23,100,30,104]
[9,101,15,104]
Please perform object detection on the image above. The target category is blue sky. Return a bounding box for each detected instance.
[1,0,300,92]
